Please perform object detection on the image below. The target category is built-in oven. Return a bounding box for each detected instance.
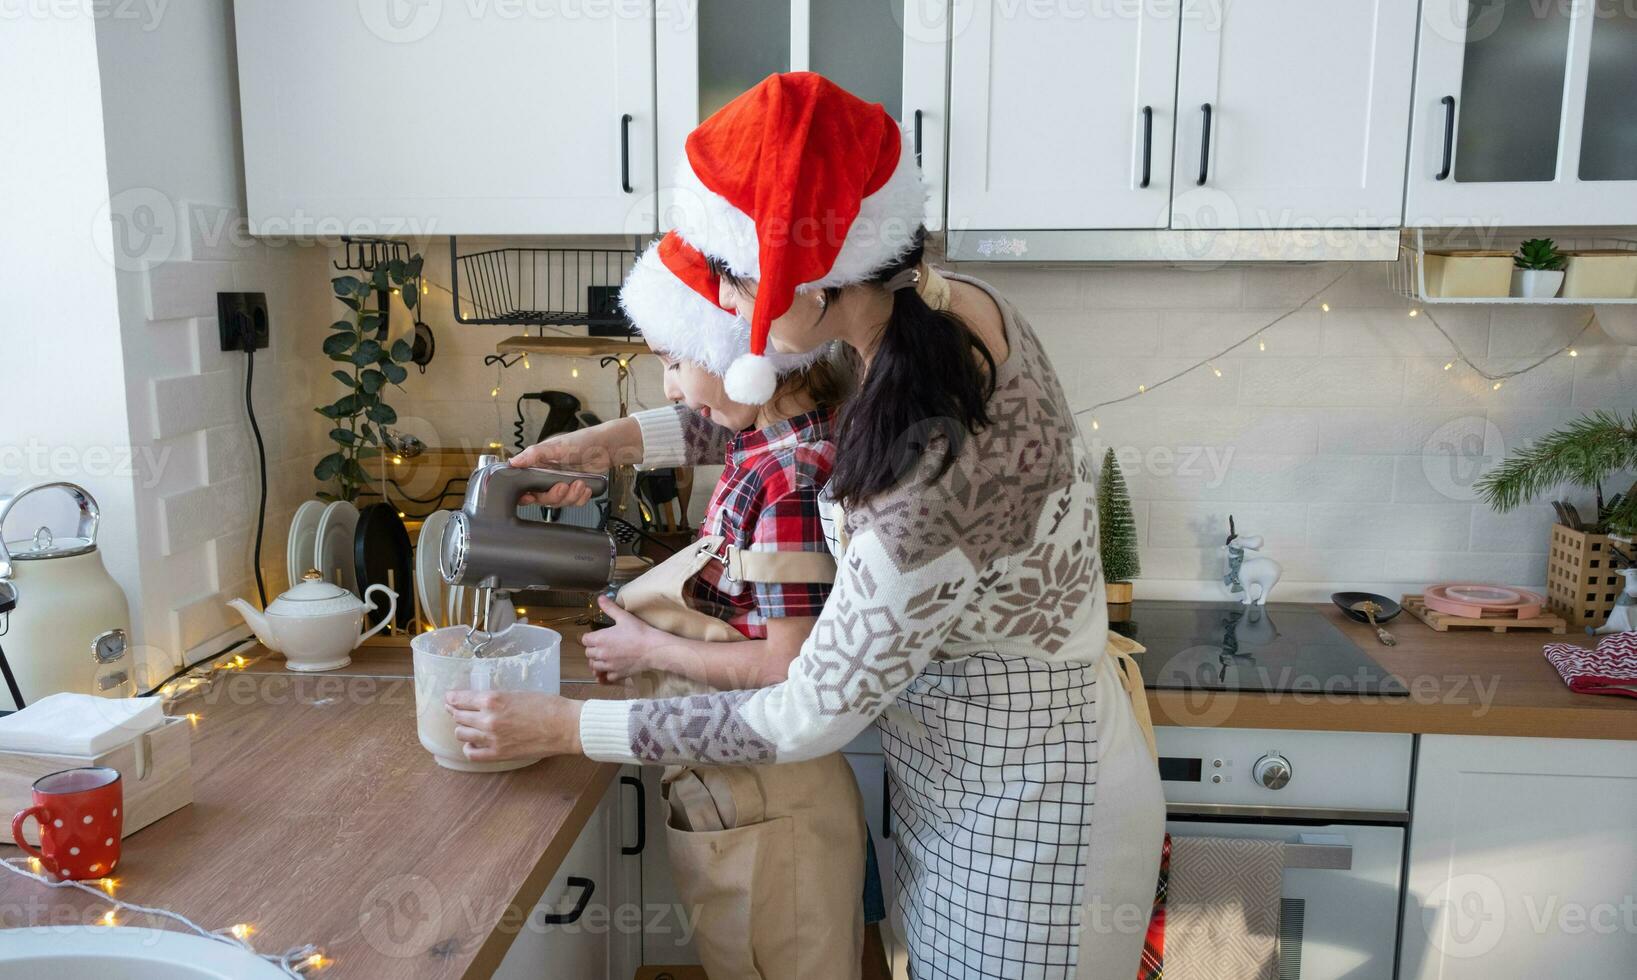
[1156,727,1413,980]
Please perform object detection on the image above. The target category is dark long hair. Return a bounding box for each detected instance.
[714,229,996,507]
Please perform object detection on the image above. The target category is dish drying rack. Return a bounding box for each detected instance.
[448,236,642,328]
[1391,229,1637,306]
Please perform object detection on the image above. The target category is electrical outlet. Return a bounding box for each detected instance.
[217,292,270,352]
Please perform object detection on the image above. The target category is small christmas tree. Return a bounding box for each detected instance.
[1099,448,1141,591]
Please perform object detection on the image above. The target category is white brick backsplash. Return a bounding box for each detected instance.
[160,476,253,555]
[1030,309,1163,359]
[172,589,242,654]
[1081,267,1244,310]
[1392,452,1500,504]
[1147,501,1307,550]
[145,258,236,321]
[1308,503,1473,552]
[1316,409,1487,456]
[1486,306,1591,357]
[1161,310,1321,358]
[1387,551,1547,586]
[1470,503,1559,554]
[1403,355,1575,408]
[1322,307,1489,356]
[1572,348,1637,408]
[1090,407,1319,455]
[151,369,238,440]
[1239,357,1405,407]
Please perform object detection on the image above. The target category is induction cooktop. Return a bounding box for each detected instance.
[1110,601,1408,696]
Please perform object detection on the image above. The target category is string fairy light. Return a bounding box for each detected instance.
[1077,266,1597,429]
[0,858,328,976]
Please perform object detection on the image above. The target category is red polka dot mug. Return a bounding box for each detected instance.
[11,766,123,881]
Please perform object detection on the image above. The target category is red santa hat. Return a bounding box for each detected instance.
[618,232,746,376]
[619,231,836,381]
[671,72,927,404]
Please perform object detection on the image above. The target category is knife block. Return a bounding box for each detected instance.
[0,716,192,847]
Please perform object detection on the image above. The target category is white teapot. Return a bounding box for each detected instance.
[228,571,396,671]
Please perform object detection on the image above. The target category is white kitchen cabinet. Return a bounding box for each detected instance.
[946,0,1179,230]
[1400,735,1637,980]
[1171,0,1417,230]
[493,768,644,980]
[234,0,655,236]
[946,0,1416,232]
[636,764,703,967]
[1405,0,1637,226]
[656,0,948,230]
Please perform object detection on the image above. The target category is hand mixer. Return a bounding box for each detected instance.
[439,455,617,653]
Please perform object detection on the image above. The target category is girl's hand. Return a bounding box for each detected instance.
[509,417,642,507]
[443,690,583,761]
[582,597,660,681]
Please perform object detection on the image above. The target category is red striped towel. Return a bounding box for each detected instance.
[1138,834,1171,980]
[1543,631,1637,699]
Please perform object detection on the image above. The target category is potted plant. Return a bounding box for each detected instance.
[1098,448,1140,604]
[1511,237,1567,298]
[1475,411,1637,628]
[315,256,422,502]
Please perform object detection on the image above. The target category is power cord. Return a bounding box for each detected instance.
[245,348,269,608]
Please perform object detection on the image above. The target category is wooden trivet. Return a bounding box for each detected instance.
[1402,594,1567,634]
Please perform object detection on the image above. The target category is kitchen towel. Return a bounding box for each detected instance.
[1543,631,1637,698]
[0,692,164,756]
[1164,836,1285,980]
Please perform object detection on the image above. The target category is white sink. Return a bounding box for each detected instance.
[0,927,289,978]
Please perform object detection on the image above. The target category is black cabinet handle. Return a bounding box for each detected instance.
[1140,105,1153,189]
[882,769,892,840]
[1436,95,1455,181]
[620,774,645,855]
[620,113,634,194]
[913,109,924,168]
[1196,103,1213,186]
[540,876,595,924]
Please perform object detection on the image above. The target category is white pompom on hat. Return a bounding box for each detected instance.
[670,72,928,404]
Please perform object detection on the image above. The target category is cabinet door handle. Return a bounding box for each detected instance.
[1139,105,1153,189]
[913,109,924,169]
[620,113,634,194]
[1436,95,1456,181]
[540,876,595,924]
[620,773,645,855]
[1196,103,1213,186]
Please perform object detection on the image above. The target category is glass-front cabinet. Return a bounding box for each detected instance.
[1406,0,1637,226]
[656,0,948,230]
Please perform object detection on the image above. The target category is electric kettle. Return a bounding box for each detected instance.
[439,456,616,592]
[0,483,134,710]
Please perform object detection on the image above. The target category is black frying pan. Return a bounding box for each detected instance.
[355,503,414,630]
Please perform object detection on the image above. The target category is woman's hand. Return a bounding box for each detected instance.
[582,596,661,682]
[444,690,583,762]
[509,416,643,507]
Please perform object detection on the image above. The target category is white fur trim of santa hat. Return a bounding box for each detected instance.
[618,240,746,376]
[671,124,927,291]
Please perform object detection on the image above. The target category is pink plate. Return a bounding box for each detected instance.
[1423,583,1545,619]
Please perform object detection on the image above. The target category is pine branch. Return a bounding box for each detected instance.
[1474,411,1637,514]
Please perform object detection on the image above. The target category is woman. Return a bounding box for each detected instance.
[447,73,1164,978]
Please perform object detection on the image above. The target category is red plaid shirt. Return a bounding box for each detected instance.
[689,408,838,639]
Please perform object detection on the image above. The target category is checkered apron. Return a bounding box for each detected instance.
[879,652,1100,979]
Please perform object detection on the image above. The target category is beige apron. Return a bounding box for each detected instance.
[616,536,866,980]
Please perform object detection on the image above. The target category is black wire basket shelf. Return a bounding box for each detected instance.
[449,236,641,328]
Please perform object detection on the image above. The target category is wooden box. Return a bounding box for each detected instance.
[1546,524,1624,630]
[0,716,192,847]
[1422,251,1513,298]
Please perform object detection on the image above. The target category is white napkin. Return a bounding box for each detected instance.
[0,693,165,756]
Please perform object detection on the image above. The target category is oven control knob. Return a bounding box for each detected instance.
[1253,754,1292,790]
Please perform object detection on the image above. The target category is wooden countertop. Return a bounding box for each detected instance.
[1144,605,1637,740]
[0,622,622,980]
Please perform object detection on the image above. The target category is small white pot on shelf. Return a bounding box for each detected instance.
[1510,268,1565,298]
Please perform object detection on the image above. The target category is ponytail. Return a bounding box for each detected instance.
[827,232,996,507]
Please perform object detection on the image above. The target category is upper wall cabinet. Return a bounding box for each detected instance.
[1406,0,1637,227]
[946,0,1418,231]
[656,0,948,230]
[235,0,655,236]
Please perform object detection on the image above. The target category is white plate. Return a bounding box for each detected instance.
[416,510,454,629]
[314,500,360,596]
[0,926,287,979]
[286,500,327,589]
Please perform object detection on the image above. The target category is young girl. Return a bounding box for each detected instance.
[585,231,880,979]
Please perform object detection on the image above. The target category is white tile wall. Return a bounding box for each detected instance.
[954,260,1637,600]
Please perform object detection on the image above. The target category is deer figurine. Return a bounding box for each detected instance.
[1224,515,1283,606]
